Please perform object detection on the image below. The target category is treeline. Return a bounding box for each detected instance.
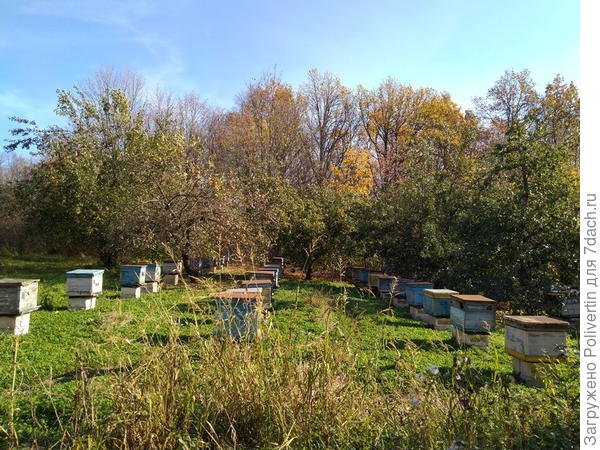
[1,68,579,311]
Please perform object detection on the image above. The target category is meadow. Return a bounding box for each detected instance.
[0,255,579,449]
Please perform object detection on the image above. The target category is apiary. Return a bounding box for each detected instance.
[423,289,458,317]
[0,279,40,316]
[121,286,142,299]
[162,260,183,275]
[141,282,160,294]
[405,282,434,307]
[214,291,261,341]
[120,265,147,287]
[450,294,496,333]
[164,274,179,286]
[145,264,161,282]
[240,279,273,309]
[504,315,569,361]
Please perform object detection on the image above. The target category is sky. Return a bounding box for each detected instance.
[0,0,579,149]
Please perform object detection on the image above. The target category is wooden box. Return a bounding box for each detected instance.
[377,275,397,295]
[0,279,40,315]
[423,289,458,317]
[260,267,279,286]
[120,265,147,287]
[162,260,183,275]
[248,270,276,288]
[145,264,161,282]
[240,280,273,309]
[66,269,104,297]
[504,315,569,361]
[0,313,31,335]
[142,282,160,294]
[393,278,414,299]
[410,305,424,320]
[368,272,384,290]
[263,264,281,279]
[561,289,579,318]
[405,282,434,306]
[164,274,179,286]
[121,286,141,299]
[358,268,369,284]
[68,297,96,311]
[450,294,496,333]
[421,312,453,331]
[214,291,260,341]
[346,267,362,283]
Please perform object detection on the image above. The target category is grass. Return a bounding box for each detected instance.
[0,255,580,449]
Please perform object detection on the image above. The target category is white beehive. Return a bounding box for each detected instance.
[142,282,160,294]
[164,274,179,286]
[66,269,104,297]
[0,279,40,315]
[162,261,183,275]
[504,315,569,361]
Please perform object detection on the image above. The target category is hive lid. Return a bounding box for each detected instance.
[504,315,570,330]
[407,281,434,286]
[377,275,396,280]
[121,264,148,268]
[451,294,496,304]
[66,269,104,276]
[0,278,40,286]
[424,289,458,298]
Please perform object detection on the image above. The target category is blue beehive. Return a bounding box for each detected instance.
[450,294,497,333]
[263,264,281,279]
[358,268,369,284]
[120,265,147,287]
[423,289,458,316]
[406,282,434,306]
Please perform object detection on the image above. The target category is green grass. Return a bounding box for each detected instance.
[0,255,579,449]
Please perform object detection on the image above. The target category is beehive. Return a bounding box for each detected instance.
[263,264,282,279]
[423,289,458,317]
[270,257,285,273]
[561,289,579,319]
[260,267,279,286]
[452,326,490,348]
[504,315,569,361]
[0,279,40,316]
[145,264,161,282]
[393,278,413,299]
[214,291,260,341]
[410,305,425,321]
[405,282,434,307]
[345,267,362,283]
[421,314,453,331]
[358,268,369,285]
[377,275,397,295]
[120,265,147,287]
[368,272,384,290]
[121,286,142,299]
[240,279,273,309]
[450,294,496,333]
[248,270,277,288]
[68,297,96,311]
[164,274,179,286]
[162,260,183,275]
[66,269,104,298]
[142,282,160,294]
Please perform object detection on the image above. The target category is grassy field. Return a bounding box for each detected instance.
[0,255,580,449]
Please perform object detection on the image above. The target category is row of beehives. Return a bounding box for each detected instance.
[346,268,572,386]
[0,257,285,338]
[213,257,285,341]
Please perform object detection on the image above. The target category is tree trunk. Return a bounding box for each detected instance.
[305,260,313,280]
[181,228,201,277]
[100,249,117,268]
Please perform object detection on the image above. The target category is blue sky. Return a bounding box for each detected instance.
[0,0,579,148]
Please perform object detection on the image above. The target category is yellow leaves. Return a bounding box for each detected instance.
[326,148,373,196]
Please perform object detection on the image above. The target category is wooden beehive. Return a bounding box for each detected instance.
[0,313,31,335]
[162,260,183,275]
[248,269,278,288]
[263,264,282,279]
[405,282,434,307]
[393,278,413,299]
[423,289,458,317]
[0,279,40,316]
[145,264,161,282]
[120,265,147,287]
[270,257,285,273]
[561,289,579,319]
[142,282,160,294]
[358,268,369,285]
[377,275,396,295]
[240,279,273,309]
[368,272,384,290]
[164,274,179,286]
[504,315,569,361]
[66,269,104,297]
[68,297,96,311]
[214,291,260,341]
[450,294,496,333]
